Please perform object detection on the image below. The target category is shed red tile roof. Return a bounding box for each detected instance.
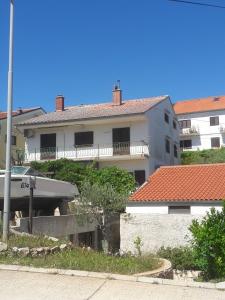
[0,107,42,120]
[174,95,225,115]
[131,164,225,202]
[18,95,168,126]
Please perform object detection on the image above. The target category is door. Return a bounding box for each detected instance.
[40,133,56,160]
[112,127,130,155]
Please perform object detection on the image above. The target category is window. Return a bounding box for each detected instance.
[112,127,130,155]
[12,136,17,146]
[134,170,146,186]
[180,139,192,150]
[169,206,190,214]
[164,113,169,124]
[75,131,93,147]
[173,120,177,130]
[40,133,56,160]
[5,135,17,145]
[210,116,219,126]
[211,137,220,148]
[174,144,178,158]
[165,138,170,153]
[179,120,191,129]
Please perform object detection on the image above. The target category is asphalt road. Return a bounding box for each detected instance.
[0,270,224,300]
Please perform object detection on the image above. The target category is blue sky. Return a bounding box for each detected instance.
[1,0,225,112]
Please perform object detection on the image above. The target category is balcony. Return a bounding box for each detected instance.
[220,126,225,134]
[180,126,200,136]
[24,141,150,163]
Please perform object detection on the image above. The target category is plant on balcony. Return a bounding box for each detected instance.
[189,126,198,134]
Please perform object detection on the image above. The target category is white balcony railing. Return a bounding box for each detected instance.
[180,126,200,136]
[24,141,150,163]
[220,126,225,134]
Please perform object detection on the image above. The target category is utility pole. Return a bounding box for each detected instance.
[3,0,15,242]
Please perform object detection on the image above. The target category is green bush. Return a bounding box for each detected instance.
[31,159,135,194]
[157,246,197,270]
[189,203,225,280]
[181,148,225,165]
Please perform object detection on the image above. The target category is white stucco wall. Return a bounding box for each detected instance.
[121,202,223,253]
[126,203,222,215]
[147,98,180,172]
[120,213,203,253]
[178,109,225,151]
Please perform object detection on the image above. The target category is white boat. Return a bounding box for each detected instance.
[0,166,79,215]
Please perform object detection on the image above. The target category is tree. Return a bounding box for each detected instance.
[189,202,225,280]
[86,166,136,195]
[78,181,128,252]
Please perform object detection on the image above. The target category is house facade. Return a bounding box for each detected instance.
[174,95,225,151]
[17,87,180,185]
[121,164,224,253]
[0,107,45,168]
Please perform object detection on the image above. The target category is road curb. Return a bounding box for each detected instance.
[0,264,223,291]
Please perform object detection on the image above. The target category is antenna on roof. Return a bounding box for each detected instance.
[114,80,121,90]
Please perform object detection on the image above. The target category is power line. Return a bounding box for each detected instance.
[168,0,225,9]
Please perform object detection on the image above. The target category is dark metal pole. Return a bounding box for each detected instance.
[28,186,33,234]
[28,176,36,234]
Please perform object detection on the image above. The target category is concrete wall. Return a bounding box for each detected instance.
[178,109,225,151]
[20,214,98,238]
[120,213,203,254]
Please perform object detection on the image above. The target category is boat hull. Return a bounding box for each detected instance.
[0,175,78,212]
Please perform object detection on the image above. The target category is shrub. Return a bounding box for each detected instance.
[189,203,225,280]
[133,236,143,256]
[181,148,225,165]
[31,159,135,193]
[157,246,197,270]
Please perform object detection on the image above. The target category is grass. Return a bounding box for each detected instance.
[5,234,64,248]
[0,248,160,275]
[0,234,161,275]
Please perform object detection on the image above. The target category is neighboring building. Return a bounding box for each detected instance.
[121,163,224,253]
[0,107,45,168]
[17,87,180,185]
[174,95,225,151]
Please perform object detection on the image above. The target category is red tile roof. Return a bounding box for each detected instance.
[174,95,225,115]
[18,96,168,126]
[131,164,225,202]
[0,107,42,120]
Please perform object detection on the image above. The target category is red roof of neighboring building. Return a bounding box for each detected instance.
[0,107,42,120]
[174,95,225,115]
[131,164,225,202]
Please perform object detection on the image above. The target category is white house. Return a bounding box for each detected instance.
[174,95,225,151]
[121,163,224,253]
[17,86,180,185]
[0,107,45,168]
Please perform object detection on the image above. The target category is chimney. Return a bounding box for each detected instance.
[56,95,65,111]
[112,82,122,106]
